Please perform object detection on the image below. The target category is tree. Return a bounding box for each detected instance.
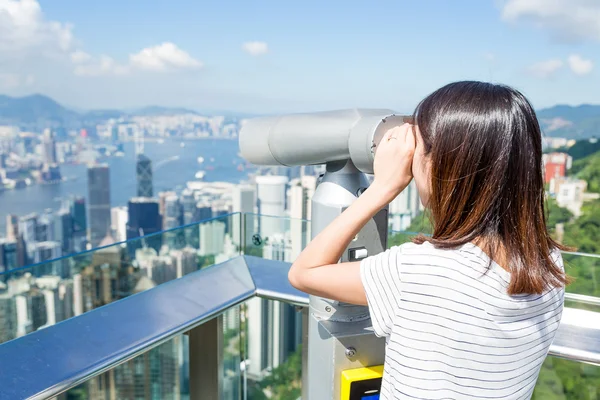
[248,346,303,400]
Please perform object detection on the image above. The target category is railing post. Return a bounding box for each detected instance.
[301,307,309,400]
[189,315,224,400]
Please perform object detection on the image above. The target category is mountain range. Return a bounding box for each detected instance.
[0,94,599,139]
[0,94,211,132]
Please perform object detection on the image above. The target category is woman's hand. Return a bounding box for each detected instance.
[370,123,416,202]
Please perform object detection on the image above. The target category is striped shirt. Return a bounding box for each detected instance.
[360,241,564,400]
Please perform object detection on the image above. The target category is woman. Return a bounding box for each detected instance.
[288,81,567,399]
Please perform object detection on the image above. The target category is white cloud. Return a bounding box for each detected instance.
[0,0,74,56]
[129,42,203,72]
[70,50,91,64]
[501,0,600,42]
[567,54,594,75]
[74,55,129,77]
[0,72,35,88]
[0,2,202,80]
[242,41,268,56]
[72,43,202,77]
[527,59,563,78]
[0,73,21,88]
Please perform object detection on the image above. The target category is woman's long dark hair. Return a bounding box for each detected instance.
[412,81,568,295]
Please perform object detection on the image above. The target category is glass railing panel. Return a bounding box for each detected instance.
[62,334,188,400]
[59,304,244,400]
[223,305,243,400]
[242,299,303,400]
[533,356,600,399]
[562,252,600,298]
[389,230,600,299]
[241,214,307,399]
[243,213,310,263]
[0,213,242,345]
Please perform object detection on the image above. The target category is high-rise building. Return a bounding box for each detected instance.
[126,197,162,254]
[41,129,57,165]
[232,185,256,248]
[30,241,62,276]
[5,214,25,268]
[164,195,183,250]
[110,125,119,142]
[110,206,128,242]
[198,221,225,256]
[56,208,74,255]
[0,239,18,273]
[6,214,18,241]
[181,189,199,224]
[18,213,38,263]
[158,191,177,227]
[0,292,18,343]
[71,197,87,234]
[36,210,55,242]
[247,232,301,379]
[18,214,37,246]
[389,180,421,231]
[171,247,197,278]
[256,175,288,237]
[136,154,153,198]
[164,195,182,230]
[87,165,111,248]
[196,203,212,221]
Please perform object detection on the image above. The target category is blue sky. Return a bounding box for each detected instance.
[0,0,599,113]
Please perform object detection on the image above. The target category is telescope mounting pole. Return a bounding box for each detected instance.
[305,158,388,399]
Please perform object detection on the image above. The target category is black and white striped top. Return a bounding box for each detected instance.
[360,241,564,400]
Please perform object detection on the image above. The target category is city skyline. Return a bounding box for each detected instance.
[0,0,598,114]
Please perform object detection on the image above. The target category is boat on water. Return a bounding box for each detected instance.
[180,142,186,148]
[197,157,204,164]
[158,138,165,144]
[195,171,206,180]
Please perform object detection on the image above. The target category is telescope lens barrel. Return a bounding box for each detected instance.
[239,109,407,174]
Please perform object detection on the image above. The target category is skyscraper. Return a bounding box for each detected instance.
[55,208,74,255]
[232,185,256,248]
[36,210,55,242]
[87,165,111,248]
[198,221,225,256]
[136,154,153,198]
[41,129,57,165]
[158,191,177,227]
[126,198,162,254]
[181,189,198,225]
[71,197,87,234]
[0,239,18,273]
[18,213,38,263]
[164,195,183,249]
[256,175,288,237]
[164,195,182,230]
[70,197,87,252]
[7,215,26,268]
[110,206,128,242]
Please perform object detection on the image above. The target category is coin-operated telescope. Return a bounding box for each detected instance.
[239,109,407,400]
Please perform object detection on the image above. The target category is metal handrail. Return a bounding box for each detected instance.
[0,255,599,400]
[564,292,600,306]
[0,255,306,400]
